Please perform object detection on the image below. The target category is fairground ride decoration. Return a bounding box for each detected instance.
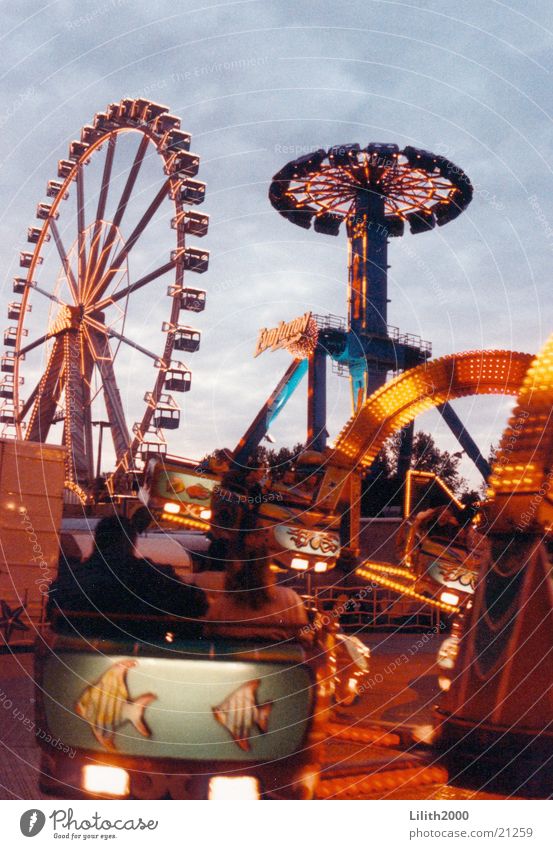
[318,348,532,550]
[268,143,477,470]
[436,332,553,796]
[0,99,209,502]
[254,311,317,357]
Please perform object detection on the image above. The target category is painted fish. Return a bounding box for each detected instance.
[186,483,211,500]
[75,660,156,752]
[167,474,186,494]
[212,679,273,752]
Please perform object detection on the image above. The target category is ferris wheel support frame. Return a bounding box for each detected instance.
[2,98,209,501]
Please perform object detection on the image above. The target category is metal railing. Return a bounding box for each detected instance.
[311,584,446,632]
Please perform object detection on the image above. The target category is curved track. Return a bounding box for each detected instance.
[333,349,533,472]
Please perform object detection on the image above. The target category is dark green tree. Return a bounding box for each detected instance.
[360,430,468,517]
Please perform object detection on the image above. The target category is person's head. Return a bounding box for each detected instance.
[209,448,232,474]
[224,545,273,610]
[436,505,459,527]
[93,515,137,564]
[59,533,82,564]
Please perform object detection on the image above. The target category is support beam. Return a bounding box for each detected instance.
[396,420,415,485]
[437,401,491,481]
[233,358,308,467]
[25,337,64,442]
[86,328,131,464]
[30,283,66,308]
[307,345,327,451]
[349,191,388,338]
[63,329,89,482]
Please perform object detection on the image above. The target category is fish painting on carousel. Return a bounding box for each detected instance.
[212,680,273,752]
[75,660,156,751]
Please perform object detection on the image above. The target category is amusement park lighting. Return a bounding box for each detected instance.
[440,590,460,607]
[82,765,129,797]
[314,561,328,573]
[164,502,180,514]
[160,511,210,531]
[200,508,212,520]
[331,350,533,474]
[291,557,309,570]
[208,775,260,801]
[355,564,460,614]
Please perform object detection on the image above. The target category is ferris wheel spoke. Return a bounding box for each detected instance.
[85,315,160,361]
[25,336,65,443]
[76,165,87,299]
[49,220,79,303]
[29,283,67,308]
[87,135,150,298]
[18,331,56,358]
[89,178,171,304]
[86,327,131,463]
[86,134,117,284]
[91,259,176,312]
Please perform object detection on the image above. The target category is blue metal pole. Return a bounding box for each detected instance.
[232,358,308,467]
[348,190,389,408]
[437,401,491,481]
[307,344,327,451]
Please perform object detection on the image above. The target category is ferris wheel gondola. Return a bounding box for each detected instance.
[0,98,209,502]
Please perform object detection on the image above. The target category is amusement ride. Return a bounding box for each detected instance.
[0,98,539,594]
[1,99,209,502]
[1,96,552,796]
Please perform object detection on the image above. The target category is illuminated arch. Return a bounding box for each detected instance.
[332,349,533,472]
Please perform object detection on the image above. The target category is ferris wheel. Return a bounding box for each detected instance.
[0,98,209,502]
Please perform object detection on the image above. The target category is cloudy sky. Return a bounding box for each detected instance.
[1,0,552,487]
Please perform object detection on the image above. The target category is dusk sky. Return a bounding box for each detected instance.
[1,0,552,488]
